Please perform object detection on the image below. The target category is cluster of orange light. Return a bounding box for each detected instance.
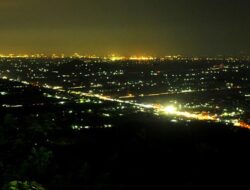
[105,55,156,61]
[129,56,155,61]
[196,112,218,121]
[108,55,126,61]
[235,121,250,129]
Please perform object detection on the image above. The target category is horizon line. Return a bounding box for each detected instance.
[0,53,249,59]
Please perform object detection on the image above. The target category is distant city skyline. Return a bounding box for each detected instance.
[1,0,250,56]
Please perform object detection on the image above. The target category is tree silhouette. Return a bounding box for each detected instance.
[3,180,46,190]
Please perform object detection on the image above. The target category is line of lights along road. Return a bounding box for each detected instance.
[2,76,250,130]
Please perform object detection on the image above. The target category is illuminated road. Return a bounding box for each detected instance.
[2,76,250,130]
[68,89,250,130]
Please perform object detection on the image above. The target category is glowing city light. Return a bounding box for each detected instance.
[164,105,177,114]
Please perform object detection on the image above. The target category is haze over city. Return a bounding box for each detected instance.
[1,0,250,56]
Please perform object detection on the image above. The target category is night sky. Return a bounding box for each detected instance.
[1,0,250,56]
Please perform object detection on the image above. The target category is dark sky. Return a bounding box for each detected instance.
[1,0,250,56]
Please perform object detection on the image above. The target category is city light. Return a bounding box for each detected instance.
[1,56,250,131]
[129,56,155,61]
[163,105,177,114]
[108,54,125,61]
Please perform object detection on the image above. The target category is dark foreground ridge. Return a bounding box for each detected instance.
[1,79,250,189]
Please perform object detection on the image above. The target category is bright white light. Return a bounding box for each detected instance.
[164,105,177,114]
